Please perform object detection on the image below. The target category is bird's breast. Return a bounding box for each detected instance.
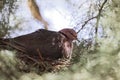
[62,41,73,59]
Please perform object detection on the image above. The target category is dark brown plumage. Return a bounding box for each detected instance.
[0,28,77,60]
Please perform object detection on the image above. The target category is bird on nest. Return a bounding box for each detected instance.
[0,28,77,60]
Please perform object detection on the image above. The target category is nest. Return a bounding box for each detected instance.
[0,44,71,73]
[16,52,71,73]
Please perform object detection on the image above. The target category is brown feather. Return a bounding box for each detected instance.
[0,29,77,60]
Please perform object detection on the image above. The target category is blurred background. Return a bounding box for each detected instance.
[0,0,120,80]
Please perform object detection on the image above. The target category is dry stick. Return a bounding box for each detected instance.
[37,48,44,61]
[24,54,38,64]
[37,48,46,68]
[22,54,42,69]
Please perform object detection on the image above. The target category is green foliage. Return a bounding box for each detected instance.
[0,50,20,80]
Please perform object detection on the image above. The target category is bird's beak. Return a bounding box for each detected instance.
[76,38,80,42]
[73,36,80,42]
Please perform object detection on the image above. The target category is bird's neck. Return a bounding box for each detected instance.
[59,31,72,42]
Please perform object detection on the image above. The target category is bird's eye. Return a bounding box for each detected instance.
[69,31,77,39]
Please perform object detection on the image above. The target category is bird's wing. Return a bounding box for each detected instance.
[1,29,65,59]
[0,29,53,52]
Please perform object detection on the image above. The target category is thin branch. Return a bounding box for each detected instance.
[77,0,108,34]
[77,16,97,33]
[95,0,107,34]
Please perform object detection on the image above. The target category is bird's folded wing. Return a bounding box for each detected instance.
[0,29,62,54]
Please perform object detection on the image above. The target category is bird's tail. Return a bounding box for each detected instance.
[0,38,17,50]
[0,38,9,45]
[0,38,27,53]
[0,38,7,50]
[0,38,4,45]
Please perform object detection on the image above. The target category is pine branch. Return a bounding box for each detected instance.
[95,0,107,34]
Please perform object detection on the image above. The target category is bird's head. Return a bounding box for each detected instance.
[59,28,77,41]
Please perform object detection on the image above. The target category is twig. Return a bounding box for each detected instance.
[24,54,38,63]
[37,48,46,68]
[77,16,97,33]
